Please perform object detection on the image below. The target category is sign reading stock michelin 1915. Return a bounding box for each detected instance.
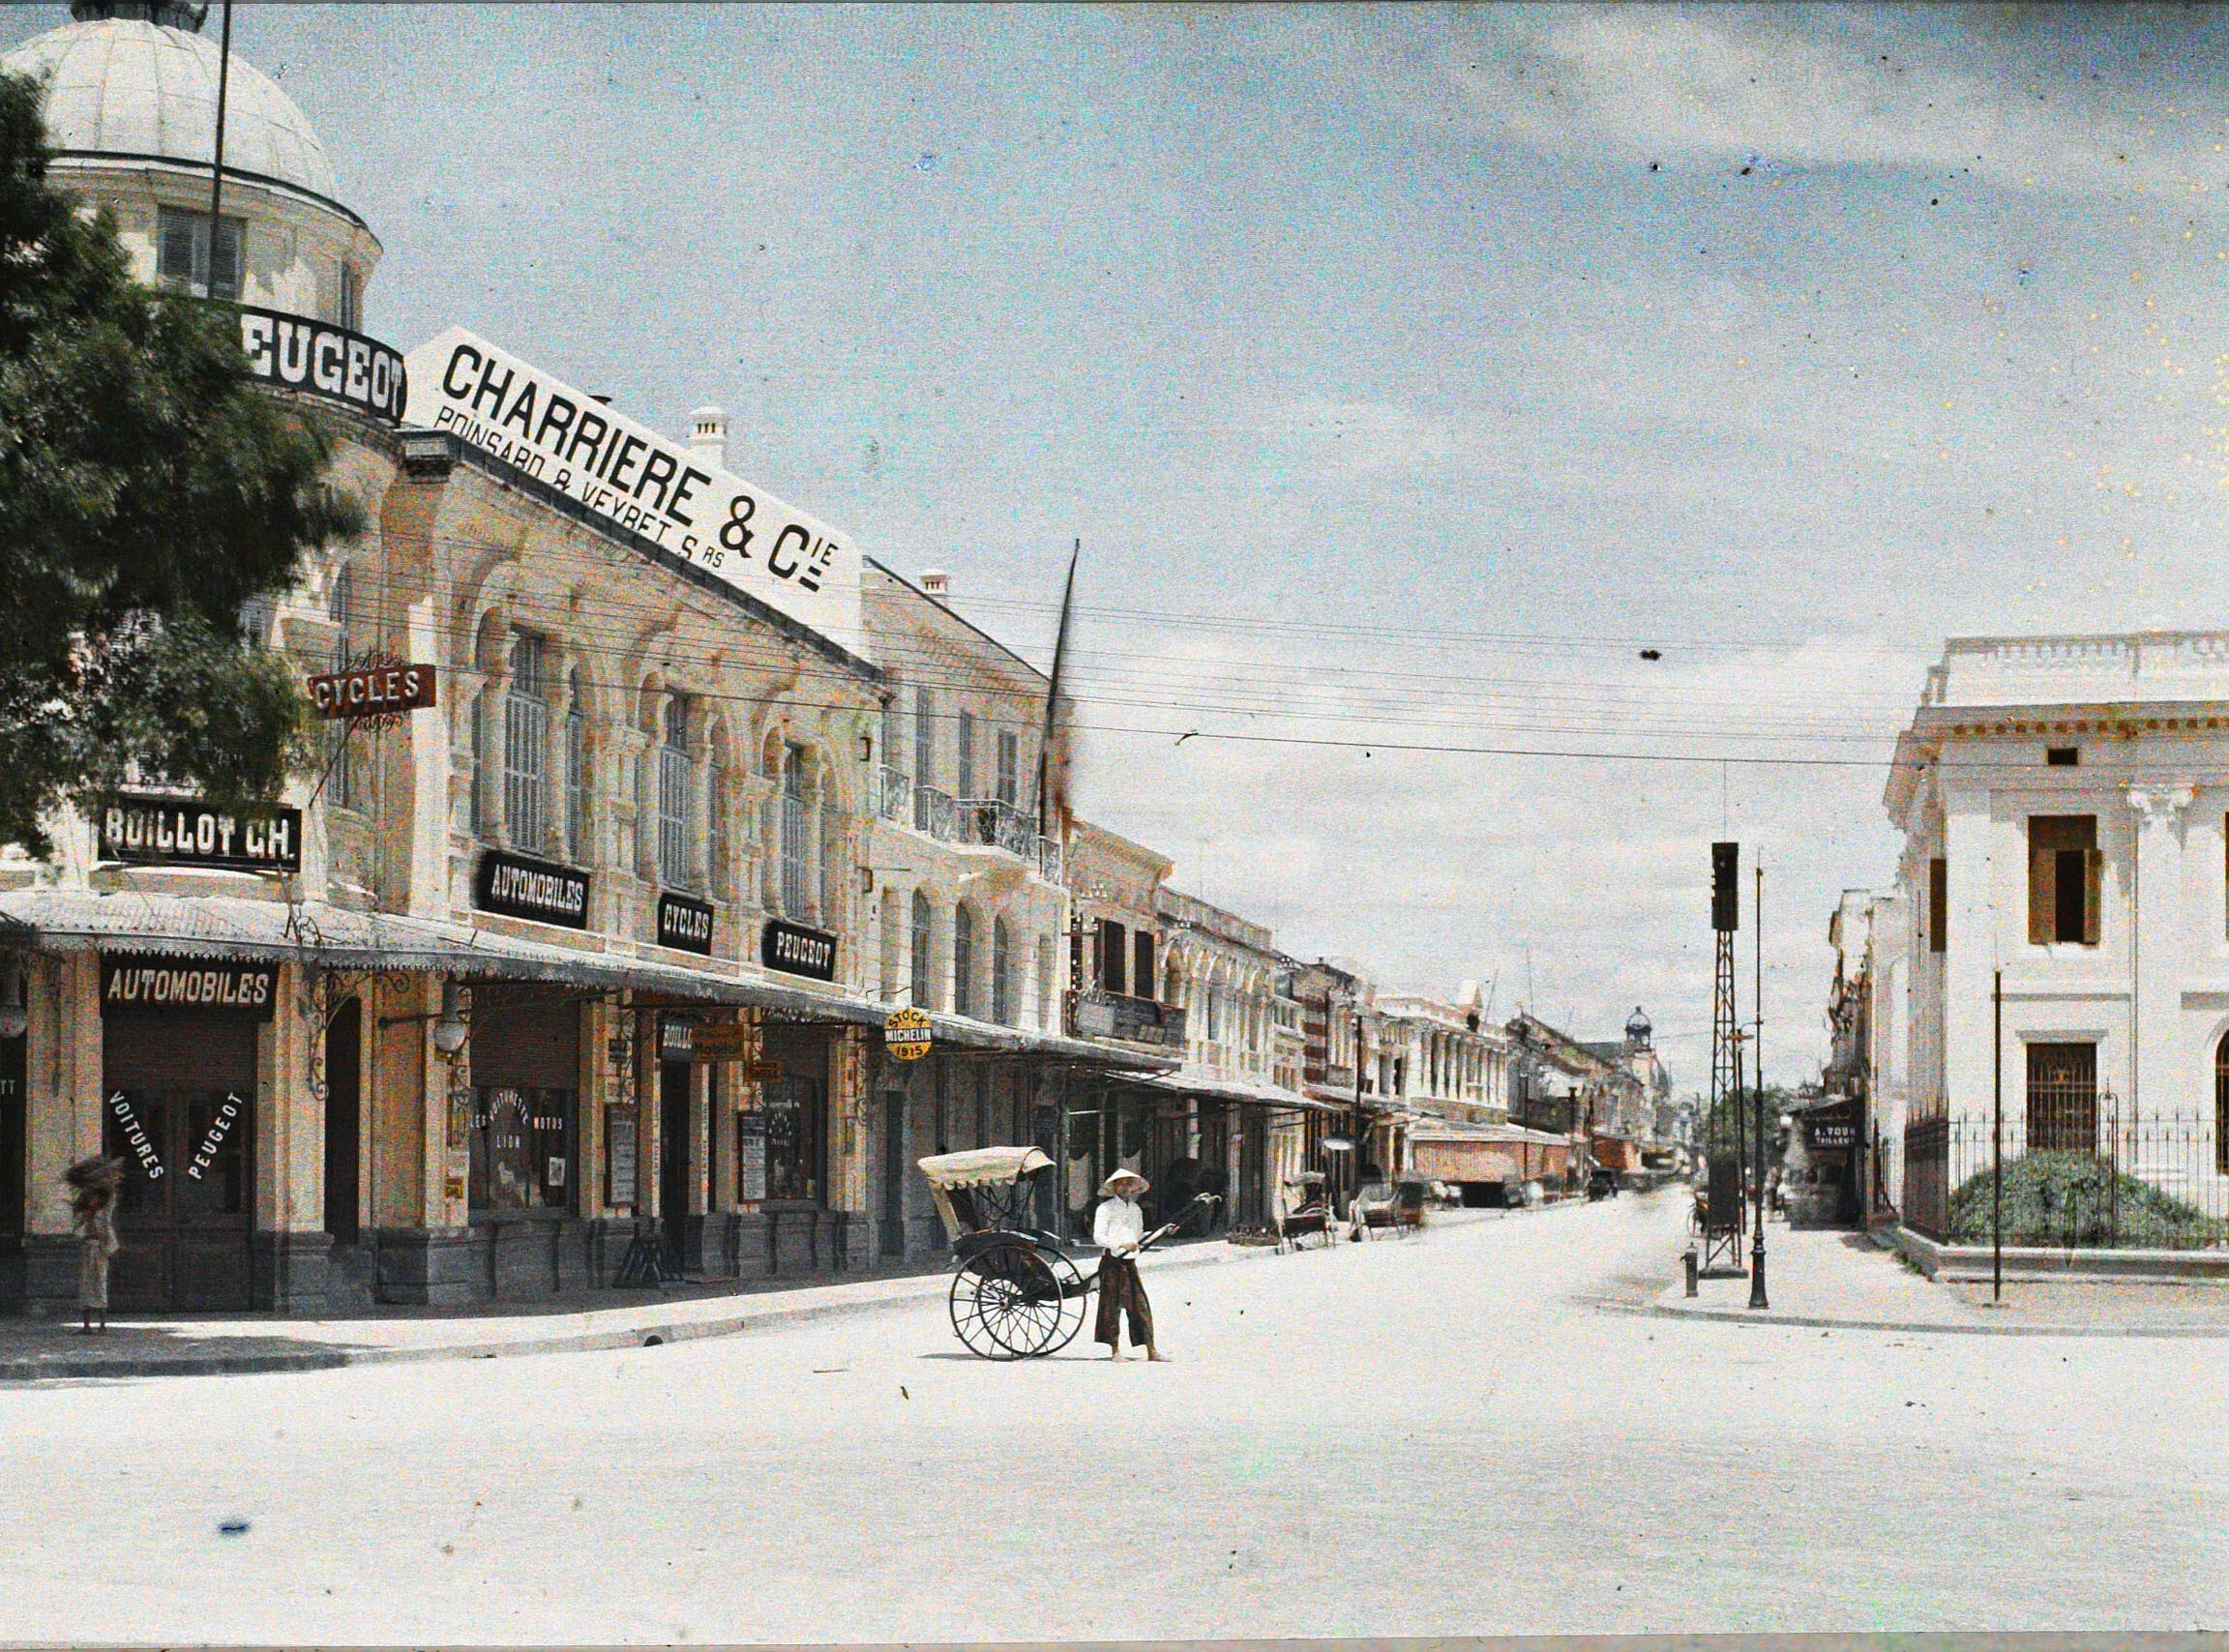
[404,328,863,652]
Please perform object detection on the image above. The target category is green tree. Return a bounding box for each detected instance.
[0,71,361,854]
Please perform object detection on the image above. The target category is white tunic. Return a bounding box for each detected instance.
[1093,1194,1145,1255]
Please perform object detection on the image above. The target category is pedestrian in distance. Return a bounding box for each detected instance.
[65,1154,124,1335]
[1092,1168,1168,1363]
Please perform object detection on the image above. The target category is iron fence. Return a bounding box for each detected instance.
[1903,1105,2229,1250]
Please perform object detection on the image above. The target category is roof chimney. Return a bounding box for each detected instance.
[689,406,728,470]
[919,569,951,598]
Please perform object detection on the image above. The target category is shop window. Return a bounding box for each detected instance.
[762,1074,825,1203]
[993,917,1014,1026]
[156,205,243,300]
[958,711,977,800]
[469,1086,577,1213]
[954,904,977,1018]
[1099,919,1127,996]
[910,890,934,1010]
[1928,857,1947,955]
[996,728,1020,809]
[659,694,694,888]
[2027,815,2099,947]
[505,631,551,851]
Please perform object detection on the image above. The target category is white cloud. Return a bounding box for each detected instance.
[1437,7,2229,205]
[1255,397,1480,479]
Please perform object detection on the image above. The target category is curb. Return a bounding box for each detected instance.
[0,1222,1320,1384]
[1597,1296,2229,1341]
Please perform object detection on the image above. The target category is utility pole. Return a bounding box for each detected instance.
[1750,859,1769,1311]
[207,1,233,293]
[1993,967,2004,1303]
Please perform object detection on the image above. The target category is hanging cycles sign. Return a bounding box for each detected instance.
[403,327,864,653]
[97,793,300,872]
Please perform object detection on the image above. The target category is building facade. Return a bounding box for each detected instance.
[1885,633,2229,1233]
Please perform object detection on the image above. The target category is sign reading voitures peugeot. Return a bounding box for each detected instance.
[237,305,407,424]
[98,794,301,872]
[404,328,863,654]
[476,850,591,929]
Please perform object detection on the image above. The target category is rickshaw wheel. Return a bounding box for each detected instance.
[950,1239,1063,1360]
[1040,1249,1089,1356]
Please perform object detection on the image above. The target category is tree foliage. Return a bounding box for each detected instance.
[0,71,362,853]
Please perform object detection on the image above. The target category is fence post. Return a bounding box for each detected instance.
[1993,967,2004,1304]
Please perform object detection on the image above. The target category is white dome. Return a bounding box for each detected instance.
[3,16,340,205]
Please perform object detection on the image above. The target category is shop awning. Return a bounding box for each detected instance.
[1122,1069,1344,1114]
[0,888,1175,1070]
[1409,1120,1571,1149]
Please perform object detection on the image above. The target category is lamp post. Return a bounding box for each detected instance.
[1749,861,1769,1312]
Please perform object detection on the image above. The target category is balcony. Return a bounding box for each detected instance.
[913,784,958,841]
[877,764,911,826]
[958,796,1038,859]
[1071,989,1187,1047]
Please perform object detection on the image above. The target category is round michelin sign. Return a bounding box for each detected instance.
[885,1006,933,1061]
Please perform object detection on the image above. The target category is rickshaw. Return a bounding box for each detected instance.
[919,1146,1215,1361]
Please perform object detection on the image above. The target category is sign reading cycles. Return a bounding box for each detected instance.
[404,328,863,654]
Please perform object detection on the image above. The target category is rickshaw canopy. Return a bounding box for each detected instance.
[916,1145,1054,1192]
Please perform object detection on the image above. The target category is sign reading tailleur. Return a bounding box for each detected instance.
[402,326,864,655]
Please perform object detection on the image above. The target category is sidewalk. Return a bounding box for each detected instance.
[0,1218,1479,1383]
[1629,1220,2229,1338]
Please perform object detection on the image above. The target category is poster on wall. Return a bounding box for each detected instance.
[606,1105,638,1209]
[404,327,865,658]
[738,1113,767,1202]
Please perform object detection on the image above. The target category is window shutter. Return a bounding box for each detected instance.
[2085,847,2103,947]
[1929,857,1947,955]
[2027,828,2052,946]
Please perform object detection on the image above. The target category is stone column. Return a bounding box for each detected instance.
[21,954,100,1313]
[2126,782,2196,1140]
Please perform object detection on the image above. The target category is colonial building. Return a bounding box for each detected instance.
[0,3,1159,1316]
[1884,632,2229,1234]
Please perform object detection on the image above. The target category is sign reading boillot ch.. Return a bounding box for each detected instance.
[404,327,863,656]
[98,793,301,873]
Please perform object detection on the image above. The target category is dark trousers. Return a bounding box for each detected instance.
[1094,1254,1154,1348]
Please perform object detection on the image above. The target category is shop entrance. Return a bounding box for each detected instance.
[322,999,361,1245]
[878,1091,906,1255]
[659,1058,691,1255]
[0,1032,24,1297]
[102,1015,258,1312]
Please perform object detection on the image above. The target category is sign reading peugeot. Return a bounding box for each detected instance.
[404,328,863,655]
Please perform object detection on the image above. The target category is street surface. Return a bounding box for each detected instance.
[5,1191,2227,1642]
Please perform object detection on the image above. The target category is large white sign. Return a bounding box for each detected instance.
[404,327,864,655]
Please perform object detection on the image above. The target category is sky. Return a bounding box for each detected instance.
[12,2,2226,1080]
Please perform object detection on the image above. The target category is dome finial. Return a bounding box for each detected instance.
[71,3,208,30]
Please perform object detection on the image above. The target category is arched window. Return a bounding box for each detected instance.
[910,891,933,1010]
[953,904,976,1019]
[505,630,550,850]
[2217,1030,2229,1175]
[565,669,589,862]
[658,694,694,889]
[992,917,1013,1026]
[328,564,359,809]
[780,744,810,917]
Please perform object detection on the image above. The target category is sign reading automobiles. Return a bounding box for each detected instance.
[101,954,278,1019]
[761,918,837,983]
[98,793,301,873]
[237,304,407,424]
[404,327,863,654]
[476,850,590,929]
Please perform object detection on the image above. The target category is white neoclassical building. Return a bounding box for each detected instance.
[1885,633,2229,1230]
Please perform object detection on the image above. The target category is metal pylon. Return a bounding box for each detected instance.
[1703,928,1745,1272]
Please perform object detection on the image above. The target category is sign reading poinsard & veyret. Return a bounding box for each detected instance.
[476,850,590,929]
[97,793,301,873]
[761,918,837,983]
[403,327,864,654]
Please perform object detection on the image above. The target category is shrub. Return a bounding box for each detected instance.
[1947,1151,2221,1250]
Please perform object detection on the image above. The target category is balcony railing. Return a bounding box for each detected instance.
[1071,989,1187,1047]
[914,784,957,841]
[877,764,912,825]
[1036,836,1063,884]
[957,796,1038,858]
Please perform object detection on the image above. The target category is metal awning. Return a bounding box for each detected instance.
[1410,1120,1572,1149]
[1122,1070,1344,1114]
[0,888,1176,1067]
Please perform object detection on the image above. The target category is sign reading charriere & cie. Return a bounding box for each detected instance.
[761,918,837,982]
[97,794,301,872]
[476,850,591,929]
